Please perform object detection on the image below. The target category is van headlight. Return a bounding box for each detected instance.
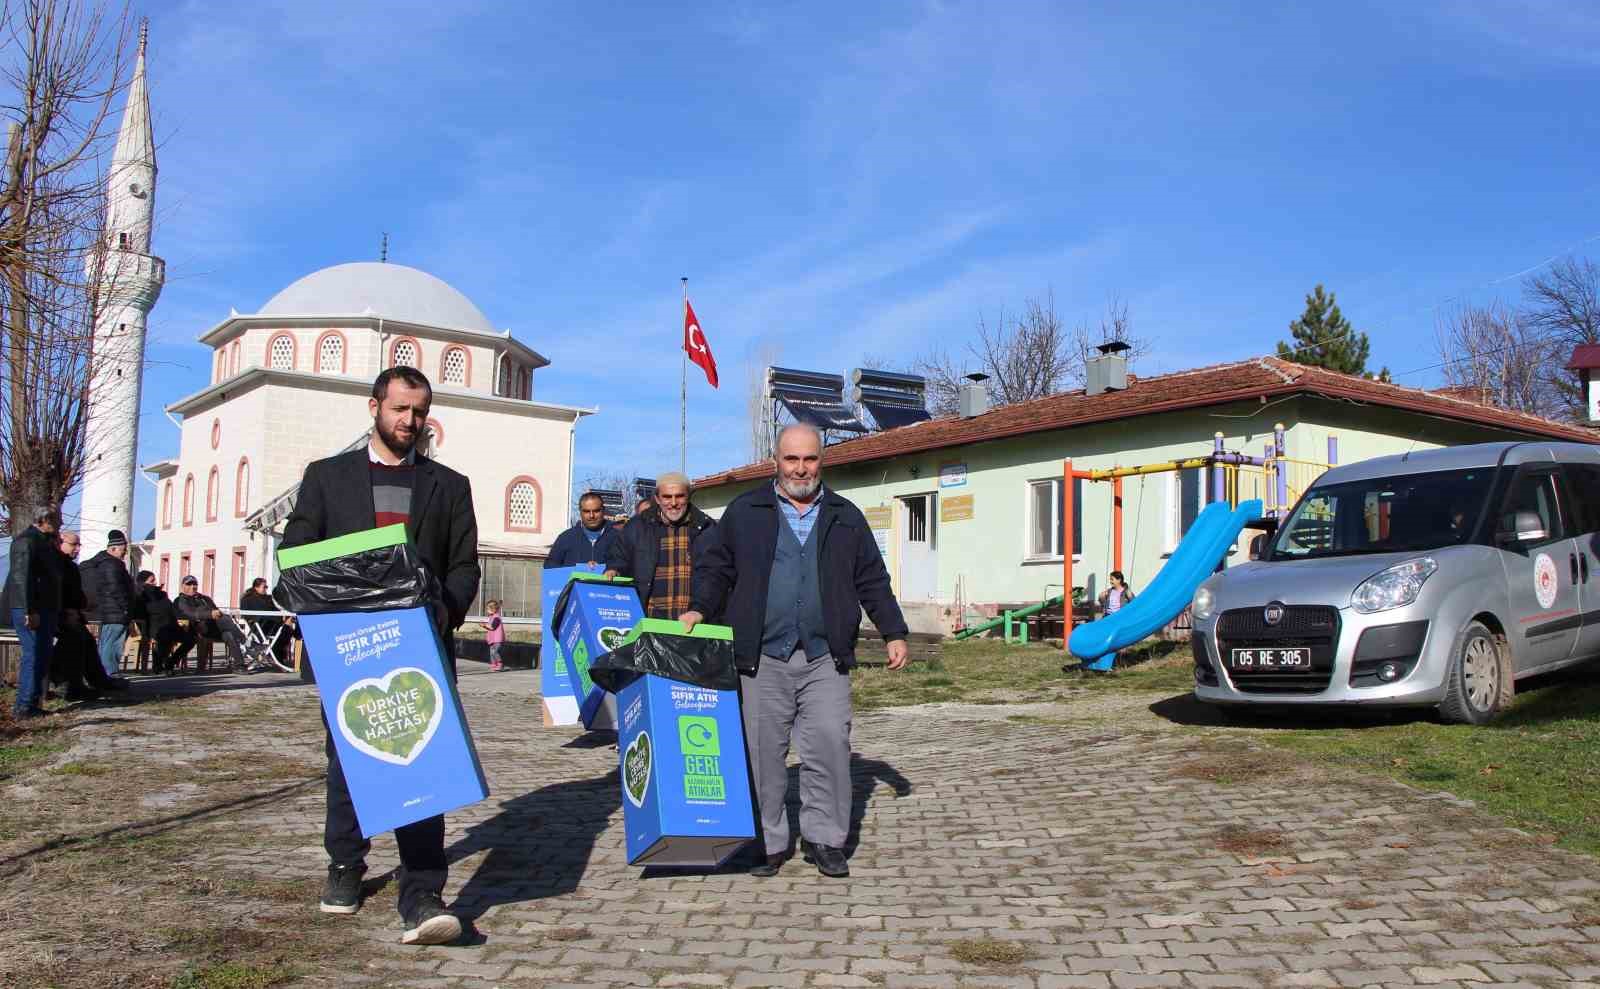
[1192,585,1216,622]
[1352,557,1437,614]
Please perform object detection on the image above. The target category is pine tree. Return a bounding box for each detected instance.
[1276,285,1373,376]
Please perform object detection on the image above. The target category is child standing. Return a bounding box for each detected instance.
[482,600,506,672]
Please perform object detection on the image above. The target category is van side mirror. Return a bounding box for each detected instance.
[1248,534,1267,560]
[1497,510,1549,544]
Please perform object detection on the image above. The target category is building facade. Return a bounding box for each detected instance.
[692,357,1599,632]
[143,262,589,616]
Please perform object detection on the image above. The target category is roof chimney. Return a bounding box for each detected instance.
[958,372,990,418]
[1086,340,1131,397]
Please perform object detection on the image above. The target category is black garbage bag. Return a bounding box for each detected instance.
[273,532,441,616]
[589,618,739,693]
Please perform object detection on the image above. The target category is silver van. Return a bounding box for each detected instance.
[1190,441,1600,723]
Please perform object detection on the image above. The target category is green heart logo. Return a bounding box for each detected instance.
[597,626,629,651]
[336,667,444,767]
[623,731,652,808]
[570,638,594,694]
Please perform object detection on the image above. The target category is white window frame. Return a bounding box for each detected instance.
[1022,476,1082,564]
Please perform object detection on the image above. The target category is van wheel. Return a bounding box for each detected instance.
[1439,621,1506,725]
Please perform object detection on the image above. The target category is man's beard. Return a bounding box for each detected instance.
[779,474,820,501]
[376,418,416,456]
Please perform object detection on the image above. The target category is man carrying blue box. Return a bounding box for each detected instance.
[281,366,481,945]
[680,423,909,879]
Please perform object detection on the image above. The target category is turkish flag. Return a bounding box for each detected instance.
[684,299,719,388]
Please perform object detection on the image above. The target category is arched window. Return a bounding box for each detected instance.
[316,331,347,373]
[210,419,221,450]
[206,467,220,522]
[235,457,251,517]
[441,346,468,386]
[268,332,297,370]
[519,366,530,399]
[183,474,195,526]
[505,476,542,533]
[229,340,241,376]
[498,360,512,396]
[162,481,173,529]
[390,337,420,369]
[214,349,225,382]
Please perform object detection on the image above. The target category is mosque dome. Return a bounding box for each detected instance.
[259,262,495,334]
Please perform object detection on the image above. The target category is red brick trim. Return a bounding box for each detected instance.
[265,331,298,371]
[182,474,195,527]
[206,467,220,523]
[314,329,350,374]
[202,550,217,597]
[504,475,543,533]
[389,335,422,369]
[229,340,241,376]
[162,481,173,529]
[158,554,170,590]
[230,545,248,607]
[210,418,221,450]
[234,457,251,518]
[440,345,472,387]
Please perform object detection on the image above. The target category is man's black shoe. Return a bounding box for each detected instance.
[319,863,365,915]
[400,893,462,945]
[801,840,850,878]
[749,851,789,878]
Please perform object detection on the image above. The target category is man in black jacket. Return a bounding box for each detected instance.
[544,491,618,568]
[604,472,717,618]
[81,529,139,677]
[681,424,909,879]
[4,508,63,718]
[280,366,480,946]
[49,531,123,697]
[137,572,183,673]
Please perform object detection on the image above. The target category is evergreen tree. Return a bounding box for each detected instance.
[1276,285,1374,376]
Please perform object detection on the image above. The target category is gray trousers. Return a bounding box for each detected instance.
[741,648,853,854]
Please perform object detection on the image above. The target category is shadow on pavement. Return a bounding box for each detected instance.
[1148,692,1426,730]
[445,772,620,927]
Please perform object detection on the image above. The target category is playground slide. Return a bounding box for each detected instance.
[1068,498,1264,662]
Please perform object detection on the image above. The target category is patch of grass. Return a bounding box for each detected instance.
[1258,667,1600,855]
[851,637,1194,709]
[1214,825,1291,856]
[170,962,295,989]
[52,760,109,776]
[949,938,1038,966]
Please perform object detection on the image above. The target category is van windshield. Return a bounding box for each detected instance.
[1268,467,1496,560]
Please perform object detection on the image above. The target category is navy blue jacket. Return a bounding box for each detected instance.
[691,486,908,672]
[544,523,619,569]
[607,506,718,611]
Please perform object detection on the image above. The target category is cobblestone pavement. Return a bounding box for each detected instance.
[49,668,1600,987]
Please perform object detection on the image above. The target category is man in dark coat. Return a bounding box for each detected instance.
[279,366,480,946]
[81,528,139,677]
[544,492,618,568]
[137,572,184,673]
[604,472,717,618]
[4,508,63,718]
[49,531,122,697]
[681,423,909,879]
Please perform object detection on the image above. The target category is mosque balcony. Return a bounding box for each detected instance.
[102,250,165,306]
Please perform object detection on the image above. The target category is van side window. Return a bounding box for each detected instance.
[1501,470,1564,546]
[1562,464,1600,535]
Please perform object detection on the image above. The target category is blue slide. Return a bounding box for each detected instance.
[1068,498,1263,664]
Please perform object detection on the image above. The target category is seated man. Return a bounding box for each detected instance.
[138,573,187,673]
[172,575,222,671]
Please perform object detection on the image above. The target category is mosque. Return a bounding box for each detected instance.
[68,30,585,620]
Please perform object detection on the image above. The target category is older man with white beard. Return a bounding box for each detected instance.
[679,423,909,879]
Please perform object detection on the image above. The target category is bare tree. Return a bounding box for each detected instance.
[1433,303,1563,418]
[913,292,1149,416]
[1523,256,1600,417]
[0,0,133,530]
[743,338,781,462]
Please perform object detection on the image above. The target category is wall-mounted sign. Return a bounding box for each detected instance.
[939,462,967,488]
[940,493,974,522]
[862,504,892,530]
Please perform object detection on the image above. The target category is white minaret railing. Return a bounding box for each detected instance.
[79,24,163,557]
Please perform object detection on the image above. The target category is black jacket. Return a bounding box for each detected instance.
[174,590,219,623]
[61,554,87,615]
[82,550,138,624]
[139,583,177,634]
[606,506,718,611]
[280,448,481,681]
[544,523,619,569]
[2,525,63,614]
[691,486,908,672]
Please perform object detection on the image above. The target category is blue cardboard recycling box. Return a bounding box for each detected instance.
[555,575,644,730]
[616,620,754,867]
[280,528,488,839]
[539,564,603,726]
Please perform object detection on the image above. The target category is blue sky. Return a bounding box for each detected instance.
[100,0,1600,539]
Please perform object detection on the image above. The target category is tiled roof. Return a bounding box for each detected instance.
[1566,344,1600,370]
[694,356,1598,489]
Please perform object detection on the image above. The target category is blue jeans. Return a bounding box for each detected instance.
[11,607,58,715]
[97,622,127,676]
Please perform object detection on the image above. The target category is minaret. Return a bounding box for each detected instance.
[80,23,163,557]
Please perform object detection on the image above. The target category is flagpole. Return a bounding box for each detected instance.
[680,276,688,475]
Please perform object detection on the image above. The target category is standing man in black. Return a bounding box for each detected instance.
[5,508,63,718]
[544,491,619,568]
[281,366,480,946]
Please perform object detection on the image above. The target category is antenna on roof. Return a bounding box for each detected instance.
[379,232,388,263]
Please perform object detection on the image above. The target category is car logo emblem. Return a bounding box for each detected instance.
[1264,604,1284,626]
